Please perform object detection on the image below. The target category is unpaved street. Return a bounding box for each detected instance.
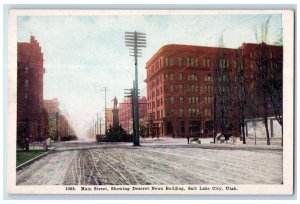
[16,139,283,185]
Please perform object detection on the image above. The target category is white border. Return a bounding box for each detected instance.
[7,9,294,195]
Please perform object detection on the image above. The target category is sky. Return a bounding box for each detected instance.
[17,13,282,138]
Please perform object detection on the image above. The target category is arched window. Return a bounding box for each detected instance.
[188,74,198,81]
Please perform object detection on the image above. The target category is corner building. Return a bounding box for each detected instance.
[145,44,282,138]
[17,36,48,145]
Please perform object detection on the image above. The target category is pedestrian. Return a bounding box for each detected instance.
[187,134,190,144]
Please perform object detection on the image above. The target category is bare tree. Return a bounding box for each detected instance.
[232,48,248,144]
[253,16,283,145]
[266,48,283,146]
[254,43,271,145]
[212,35,232,140]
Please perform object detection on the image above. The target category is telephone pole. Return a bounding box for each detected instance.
[125,31,146,146]
[101,87,108,134]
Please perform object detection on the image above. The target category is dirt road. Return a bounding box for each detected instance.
[16,139,282,185]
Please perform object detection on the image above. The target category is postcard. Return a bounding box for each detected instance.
[7,9,294,195]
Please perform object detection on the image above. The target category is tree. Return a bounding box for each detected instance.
[254,43,271,145]
[253,16,283,145]
[266,48,283,146]
[232,48,247,144]
[213,35,233,140]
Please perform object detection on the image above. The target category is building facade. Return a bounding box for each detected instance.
[17,36,48,146]
[44,98,76,141]
[119,96,147,133]
[145,43,282,138]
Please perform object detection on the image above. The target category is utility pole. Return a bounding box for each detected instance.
[56,112,59,141]
[97,112,99,135]
[125,31,146,146]
[100,116,102,135]
[124,83,140,144]
[101,87,108,134]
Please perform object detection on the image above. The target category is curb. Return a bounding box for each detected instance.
[191,143,283,151]
[16,147,56,171]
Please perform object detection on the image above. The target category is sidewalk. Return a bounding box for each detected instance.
[141,137,283,151]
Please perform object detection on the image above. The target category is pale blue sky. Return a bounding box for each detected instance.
[17,13,282,138]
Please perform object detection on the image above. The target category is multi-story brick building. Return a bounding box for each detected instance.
[119,96,147,133]
[145,43,282,138]
[44,98,76,141]
[17,36,48,146]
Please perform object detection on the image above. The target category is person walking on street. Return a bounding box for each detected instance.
[187,134,190,144]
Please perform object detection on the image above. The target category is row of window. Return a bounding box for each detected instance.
[164,57,211,68]
[149,74,214,90]
[165,73,198,81]
[149,83,201,99]
[149,83,252,102]
[148,95,201,110]
[152,107,213,119]
[165,108,200,118]
[148,54,263,77]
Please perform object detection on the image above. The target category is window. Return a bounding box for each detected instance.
[190,85,198,92]
[165,73,169,80]
[186,57,190,66]
[203,58,206,67]
[189,109,199,117]
[205,109,211,116]
[165,58,169,67]
[170,109,175,116]
[233,60,237,68]
[179,85,183,92]
[188,97,199,104]
[161,110,163,118]
[165,97,169,104]
[170,97,174,104]
[195,58,199,67]
[178,73,183,80]
[170,73,174,80]
[25,66,29,74]
[204,75,211,81]
[25,80,29,88]
[166,109,169,117]
[170,85,174,92]
[250,62,253,70]
[179,97,184,104]
[205,85,214,93]
[191,58,195,66]
[178,57,182,66]
[207,58,210,67]
[188,74,198,81]
[190,85,194,92]
[169,57,174,66]
[24,92,28,99]
[179,109,184,117]
[205,97,212,103]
